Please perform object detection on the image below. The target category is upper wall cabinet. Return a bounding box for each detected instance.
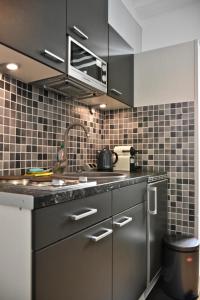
[108,26,134,107]
[66,0,108,62]
[134,40,197,107]
[0,0,66,73]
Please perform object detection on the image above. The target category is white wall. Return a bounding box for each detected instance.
[142,2,200,51]
[134,41,196,106]
[0,205,32,300]
[108,0,142,53]
[196,41,200,238]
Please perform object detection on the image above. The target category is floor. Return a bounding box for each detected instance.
[146,283,174,300]
[146,281,199,300]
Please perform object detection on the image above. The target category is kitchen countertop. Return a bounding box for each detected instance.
[0,171,167,210]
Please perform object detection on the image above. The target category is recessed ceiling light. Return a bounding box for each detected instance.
[6,63,19,71]
[99,103,107,109]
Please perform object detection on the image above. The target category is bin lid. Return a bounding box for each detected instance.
[164,235,200,252]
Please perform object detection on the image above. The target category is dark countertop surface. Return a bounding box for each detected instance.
[0,171,168,210]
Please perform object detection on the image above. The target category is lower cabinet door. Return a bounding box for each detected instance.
[34,219,112,300]
[113,202,147,300]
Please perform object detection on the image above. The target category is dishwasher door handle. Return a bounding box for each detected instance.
[147,186,157,215]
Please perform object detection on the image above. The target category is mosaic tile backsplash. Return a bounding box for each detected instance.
[104,103,195,235]
[0,74,104,174]
[0,74,196,235]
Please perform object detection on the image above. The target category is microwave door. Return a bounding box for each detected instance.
[68,36,107,93]
[71,43,101,80]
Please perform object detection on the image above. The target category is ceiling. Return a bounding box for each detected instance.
[121,0,200,25]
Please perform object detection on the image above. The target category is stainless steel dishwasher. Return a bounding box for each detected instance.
[145,174,168,297]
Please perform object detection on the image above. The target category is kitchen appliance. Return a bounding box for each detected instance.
[34,36,107,100]
[144,174,168,298]
[97,147,118,171]
[113,145,134,171]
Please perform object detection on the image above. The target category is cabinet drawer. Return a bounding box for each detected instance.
[33,192,112,250]
[112,182,147,214]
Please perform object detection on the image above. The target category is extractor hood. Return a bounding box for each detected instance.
[34,74,104,101]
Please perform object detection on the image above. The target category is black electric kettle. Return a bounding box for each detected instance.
[97,147,118,171]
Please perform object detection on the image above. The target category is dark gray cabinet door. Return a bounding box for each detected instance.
[67,0,108,61]
[148,179,168,282]
[108,26,134,107]
[112,181,147,215]
[0,0,66,72]
[34,218,112,300]
[113,202,147,300]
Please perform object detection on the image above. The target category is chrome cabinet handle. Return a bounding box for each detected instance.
[70,208,97,221]
[89,228,113,242]
[110,88,123,96]
[147,186,157,215]
[113,216,133,228]
[42,49,65,63]
[72,25,88,40]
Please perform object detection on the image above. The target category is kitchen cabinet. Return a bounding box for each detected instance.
[108,25,134,107]
[33,191,112,300]
[0,0,66,72]
[32,182,147,300]
[134,40,197,106]
[34,218,112,300]
[113,203,147,300]
[66,0,108,61]
[112,182,147,300]
[112,181,145,215]
[0,180,149,300]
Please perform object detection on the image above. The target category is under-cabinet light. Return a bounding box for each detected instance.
[99,103,107,109]
[6,63,19,71]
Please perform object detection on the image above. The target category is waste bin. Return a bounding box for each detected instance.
[162,235,199,300]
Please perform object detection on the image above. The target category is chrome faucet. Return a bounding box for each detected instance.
[63,122,89,173]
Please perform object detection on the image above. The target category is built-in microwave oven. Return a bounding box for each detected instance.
[34,36,107,100]
[67,36,107,94]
